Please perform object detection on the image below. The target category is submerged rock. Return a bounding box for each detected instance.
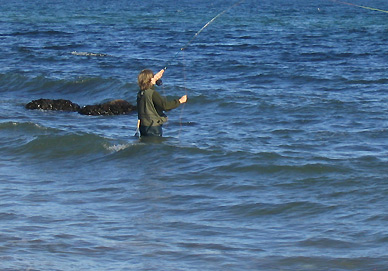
[25,98,80,112]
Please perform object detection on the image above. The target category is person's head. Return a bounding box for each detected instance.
[138,69,154,91]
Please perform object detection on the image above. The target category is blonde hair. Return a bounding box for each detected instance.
[138,69,154,91]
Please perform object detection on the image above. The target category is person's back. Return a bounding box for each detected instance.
[136,69,187,137]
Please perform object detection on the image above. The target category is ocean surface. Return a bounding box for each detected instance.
[1,0,388,270]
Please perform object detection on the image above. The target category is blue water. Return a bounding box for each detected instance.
[1,0,388,270]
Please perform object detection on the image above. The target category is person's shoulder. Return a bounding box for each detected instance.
[151,88,162,97]
[142,88,155,95]
[145,87,157,93]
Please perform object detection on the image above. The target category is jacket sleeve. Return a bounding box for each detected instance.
[152,90,180,111]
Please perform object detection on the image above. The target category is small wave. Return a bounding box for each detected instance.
[345,78,388,85]
[0,121,52,147]
[218,162,349,176]
[4,30,71,37]
[298,237,357,249]
[0,73,133,104]
[230,201,332,218]
[71,51,112,57]
[0,212,18,221]
[0,121,46,131]
[13,132,111,159]
[0,122,60,142]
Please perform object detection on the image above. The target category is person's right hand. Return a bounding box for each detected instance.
[151,69,165,85]
[179,95,188,104]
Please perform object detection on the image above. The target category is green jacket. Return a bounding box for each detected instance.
[137,88,180,127]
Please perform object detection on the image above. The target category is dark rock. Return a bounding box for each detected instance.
[78,99,136,115]
[25,98,136,115]
[25,98,80,112]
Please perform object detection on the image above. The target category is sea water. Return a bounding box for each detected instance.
[0,0,387,270]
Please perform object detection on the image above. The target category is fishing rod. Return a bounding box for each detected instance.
[330,0,388,14]
[163,0,245,71]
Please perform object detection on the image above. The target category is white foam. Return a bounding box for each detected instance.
[103,143,131,152]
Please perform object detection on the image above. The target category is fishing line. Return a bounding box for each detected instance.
[158,0,245,138]
[177,49,187,138]
[330,0,388,14]
[163,0,245,70]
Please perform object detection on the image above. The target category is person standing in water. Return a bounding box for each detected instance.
[136,69,187,137]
